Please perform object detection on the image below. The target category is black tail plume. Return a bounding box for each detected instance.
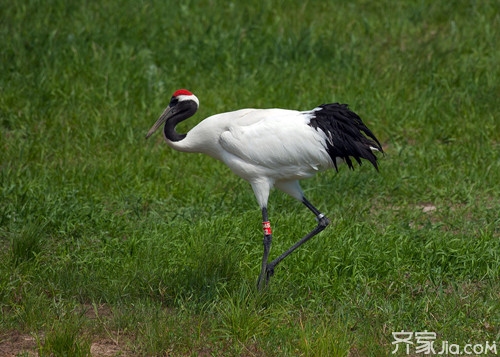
[308,103,383,171]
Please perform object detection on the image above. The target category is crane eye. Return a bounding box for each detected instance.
[169,97,179,106]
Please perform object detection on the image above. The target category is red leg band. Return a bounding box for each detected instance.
[262,221,272,235]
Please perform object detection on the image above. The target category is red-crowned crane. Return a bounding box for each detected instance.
[146,89,383,290]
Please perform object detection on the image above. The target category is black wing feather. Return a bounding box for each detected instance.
[308,103,383,171]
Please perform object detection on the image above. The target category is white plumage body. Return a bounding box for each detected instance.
[163,108,338,206]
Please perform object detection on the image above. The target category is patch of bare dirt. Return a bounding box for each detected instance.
[0,331,133,357]
[0,331,37,357]
[90,338,130,357]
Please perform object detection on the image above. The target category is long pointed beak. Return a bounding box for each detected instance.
[145,106,173,139]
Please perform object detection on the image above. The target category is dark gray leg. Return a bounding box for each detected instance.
[259,197,330,288]
[257,207,273,290]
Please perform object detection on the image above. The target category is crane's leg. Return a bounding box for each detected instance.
[263,197,330,284]
[257,207,273,290]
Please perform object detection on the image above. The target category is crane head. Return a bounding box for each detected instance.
[146,89,199,139]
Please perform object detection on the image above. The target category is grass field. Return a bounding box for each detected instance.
[1,0,499,356]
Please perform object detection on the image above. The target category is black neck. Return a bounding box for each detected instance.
[164,101,198,142]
